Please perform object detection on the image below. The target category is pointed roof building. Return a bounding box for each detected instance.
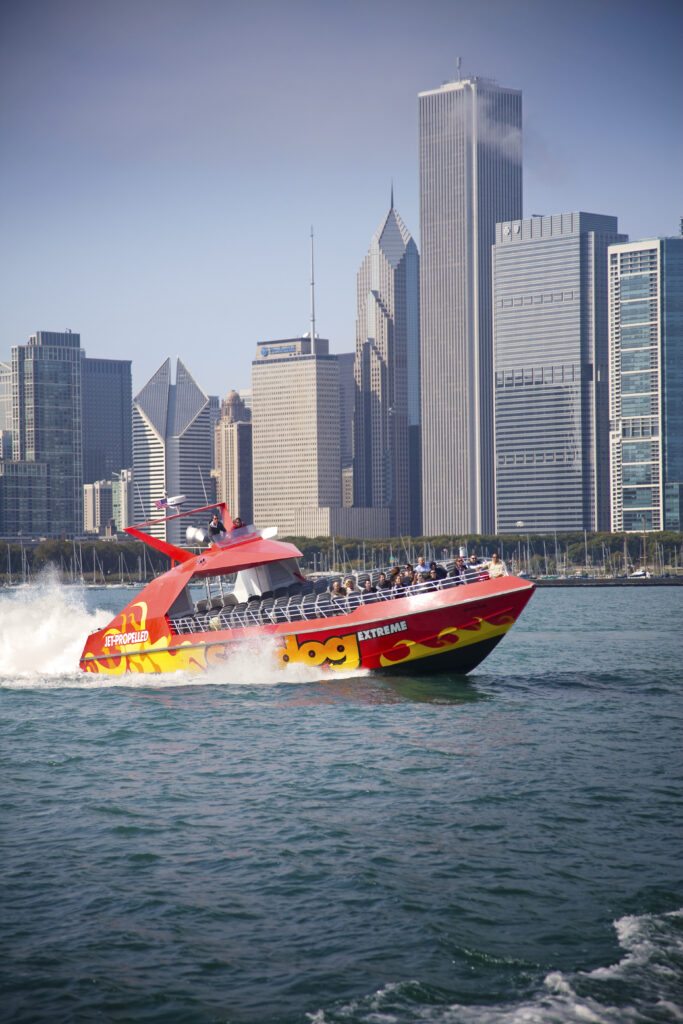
[353,198,420,536]
[133,358,213,543]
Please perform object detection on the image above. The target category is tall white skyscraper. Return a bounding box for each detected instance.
[353,199,420,536]
[133,358,214,544]
[419,76,522,535]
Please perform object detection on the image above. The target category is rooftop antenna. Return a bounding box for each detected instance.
[390,179,394,209]
[310,226,316,342]
[456,56,462,81]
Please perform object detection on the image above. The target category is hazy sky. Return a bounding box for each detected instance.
[1,0,681,397]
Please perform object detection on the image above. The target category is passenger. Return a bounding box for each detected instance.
[465,553,481,581]
[415,556,427,572]
[208,512,227,541]
[412,571,427,592]
[430,560,447,580]
[423,569,439,592]
[428,567,442,589]
[230,516,246,531]
[330,580,344,601]
[376,571,391,591]
[344,578,357,595]
[362,579,377,602]
[391,574,404,594]
[451,556,468,583]
[484,552,506,578]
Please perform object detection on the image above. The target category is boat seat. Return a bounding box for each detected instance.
[195,598,210,614]
[222,592,238,607]
[315,595,334,618]
[230,603,249,627]
[273,587,288,599]
[287,593,304,618]
[260,590,274,600]
[300,593,318,619]
[258,597,275,623]
[210,595,223,610]
[272,597,290,622]
[313,579,328,594]
[287,582,302,596]
[300,581,315,595]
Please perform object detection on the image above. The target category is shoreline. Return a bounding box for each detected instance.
[530,577,683,587]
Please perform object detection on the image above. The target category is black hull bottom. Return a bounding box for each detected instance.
[376,635,504,677]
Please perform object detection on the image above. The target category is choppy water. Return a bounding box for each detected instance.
[1,577,681,1023]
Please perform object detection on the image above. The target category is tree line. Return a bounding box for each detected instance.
[2,531,682,583]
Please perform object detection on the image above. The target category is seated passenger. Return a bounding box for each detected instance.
[391,574,405,594]
[362,579,377,602]
[230,516,247,532]
[412,571,427,591]
[427,567,441,589]
[376,572,391,591]
[484,552,506,578]
[415,556,427,572]
[330,580,345,601]
[430,560,447,580]
[451,556,468,582]
[344,578,357,595]
[465,553,481,580]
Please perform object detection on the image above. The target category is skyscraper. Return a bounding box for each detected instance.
[353,199,420,536]
[608,235,683,531]
[213,389,253,524]
[81,357,132,484]
[419,76,522,535]
[11,330,83,537]
[133,358,214,544]
[493,212,627,532]
[83,479,114,534]
[251,337,341,536]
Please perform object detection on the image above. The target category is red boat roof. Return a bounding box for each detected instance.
[125,501,303,578]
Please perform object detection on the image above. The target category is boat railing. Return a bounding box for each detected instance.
[169,566,504,636]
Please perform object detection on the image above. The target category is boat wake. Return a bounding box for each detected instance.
[0,576,367,689]
[310,908,683,1023]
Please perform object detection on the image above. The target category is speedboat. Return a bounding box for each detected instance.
[79,503,534,677]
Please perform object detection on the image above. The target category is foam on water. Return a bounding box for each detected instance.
[0,577,367,689]
[309,909,683,1023]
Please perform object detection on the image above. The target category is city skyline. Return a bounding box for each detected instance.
[1,0,681,396]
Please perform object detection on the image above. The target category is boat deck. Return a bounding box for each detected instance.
[170,569,492,635]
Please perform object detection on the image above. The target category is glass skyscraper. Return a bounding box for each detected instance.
[608,235,683,531]
[10,330,83,538]
[82,357,132,484]
[493,213,626,532]
[353,200,420,536]
[419,77,522,535]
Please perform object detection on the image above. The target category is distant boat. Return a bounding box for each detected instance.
[628,569,652,579]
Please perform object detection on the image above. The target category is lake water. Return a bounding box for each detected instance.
[1,578,681,1023]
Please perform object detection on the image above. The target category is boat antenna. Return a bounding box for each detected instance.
[310,226,316,344]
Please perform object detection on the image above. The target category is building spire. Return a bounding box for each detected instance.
[390,179,394,210]
[310,226,316,342]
